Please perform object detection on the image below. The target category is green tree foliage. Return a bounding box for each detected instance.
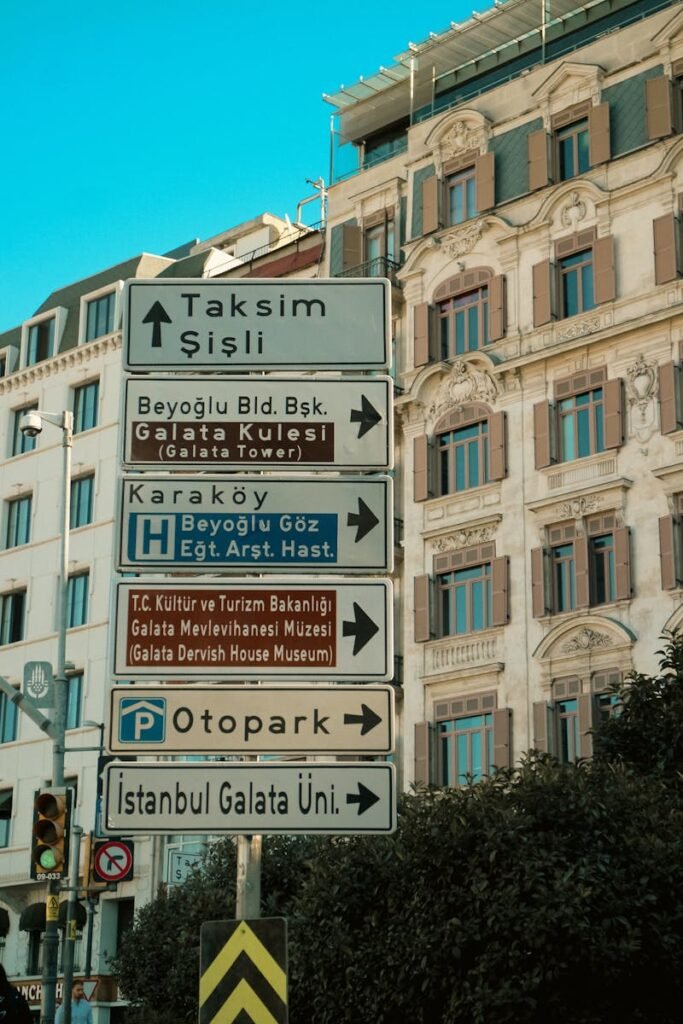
[112,635,683,1023]
[593,630,683,781]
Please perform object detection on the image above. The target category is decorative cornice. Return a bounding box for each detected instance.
[0,334,120,395]
[555,316,601,341]
[428,360,498,421]
[561,627,613,653]
[560,190,587,229]
[554,495,601,519]
[431,524,498,551]
[625,353,657,412]
[441,219,485,257]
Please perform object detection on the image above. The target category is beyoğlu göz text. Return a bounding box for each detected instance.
[113,772,339,817]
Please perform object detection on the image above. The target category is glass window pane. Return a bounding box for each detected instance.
[467,439,479,487]
[456,734,468,784]
[559,136,574,180]
[576,407,590,458]
[455,587,467,634]
[440,315,450,359]
[455,444,465,492]
[470,731,483,780]
[561,410,576,461]
[577,129,590,173]
[466,176,476,217]
[582,263,595,311]
[455,311,465,354]
[563,268,579,316]
[471,580,483,631]
[467,306,479,351]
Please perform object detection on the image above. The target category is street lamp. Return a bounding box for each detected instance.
[20,409,73,1024]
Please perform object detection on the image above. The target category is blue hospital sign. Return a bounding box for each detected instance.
[119,697,167,743]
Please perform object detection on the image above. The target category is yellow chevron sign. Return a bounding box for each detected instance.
[199,919,287,1023]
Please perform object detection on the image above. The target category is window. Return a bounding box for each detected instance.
[533,368,624,470]
[0,591,25,645]
[70,474,94,529]
[73,380,99,433]
[364,217,396,275]
[447,166,476,225]
[67,573,89,628]
[85,292,115,341]
[27,932,44,975]
[11,404,38,456]
[559,249,595,318]
[589,531,616,605]
[556,698,580,762]
[439,713,493,785]
[0,790,12,848]
[438,420,489,493]
[558,385,604,461]
[438,562,492,636]
[532,231,615,328]
[557,119,590,180]
[65,673,83,730]
[532,519,630,617]
[438,287,489,356]
[26,318,55,366]
[0,693,18,744]
[6,494,32,548]
[551,541,576,613]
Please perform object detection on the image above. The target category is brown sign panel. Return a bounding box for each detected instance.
[112,578,392,680]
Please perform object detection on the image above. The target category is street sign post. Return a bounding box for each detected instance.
[106,684,395,755]
[111,578,393,681]
[116,474,393,573]
[101,761,396,835]
[123,278,390,371]
[120,375,393,471]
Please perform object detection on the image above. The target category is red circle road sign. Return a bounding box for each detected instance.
[93,840,134,883]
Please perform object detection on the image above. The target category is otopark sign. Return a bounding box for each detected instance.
[116,474,393,573]
[107,684,395,755]
[111,578,393,680]
[101,761,397,835]
[121,375,393,471]
[122,278,391,371]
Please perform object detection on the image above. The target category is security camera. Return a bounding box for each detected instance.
[19,412,43,438]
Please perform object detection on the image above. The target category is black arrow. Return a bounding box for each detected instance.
[350,395,382,438]
[346,782,380,815]
[347,498,380,543]
[344,703,382,735]
[142,301,172,348]
[342,602,379,655]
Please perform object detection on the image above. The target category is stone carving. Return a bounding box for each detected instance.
[561,628,613,653]
[442,219,485,257]
[560,190,587,229]
[555,495,600,518]
[432,525,498,551]
[556,317,601,341]
[625,353,658,442]
[428,360,498,420]
[441,121,487,158]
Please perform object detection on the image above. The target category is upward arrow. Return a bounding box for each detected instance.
[142,301,172,348]
[350,395,382,438]
[347,498,380,543]
[342,602,379,655]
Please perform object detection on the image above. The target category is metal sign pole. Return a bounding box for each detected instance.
[235,835,262,920]
[61,825,83,1024]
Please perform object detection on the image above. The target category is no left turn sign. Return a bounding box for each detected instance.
[93,839,134,883]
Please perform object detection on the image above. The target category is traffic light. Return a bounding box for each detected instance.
[30,787,72,881]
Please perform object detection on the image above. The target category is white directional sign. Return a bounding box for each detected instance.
[123,278,391,371]
[111,578,393,680]
[116,474,393,573]
[107,684,395,755]
[121,375,393,471]
[101,761,396,835]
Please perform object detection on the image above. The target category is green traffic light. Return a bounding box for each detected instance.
[39,849,58,870]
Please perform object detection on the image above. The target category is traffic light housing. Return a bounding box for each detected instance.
[31,787,72,881]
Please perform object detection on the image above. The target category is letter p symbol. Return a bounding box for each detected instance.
[120,698,166,744]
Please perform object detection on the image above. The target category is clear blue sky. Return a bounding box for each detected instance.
[0,0,486,333]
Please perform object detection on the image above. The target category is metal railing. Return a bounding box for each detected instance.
[334,256,401,285]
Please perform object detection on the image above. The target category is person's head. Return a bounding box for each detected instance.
[72,982,85,1003]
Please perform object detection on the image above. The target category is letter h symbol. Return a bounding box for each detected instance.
[135,515,174,559]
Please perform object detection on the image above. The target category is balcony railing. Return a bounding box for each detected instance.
[334,256,401,285]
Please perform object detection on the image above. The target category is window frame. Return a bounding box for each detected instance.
[438,419,489,495]
[0,789,12,848]
[5,493,32,548]
[559,248,595,318]
[558,385,604,462]
[437,560,493,637]
[446,165,477,225]
[78,282,122,346]
[0,590,26,646]
[11,403,39,456]
[26,317,55,367]
[20,308,66,369]
[65,672,83,731]
[70,474,95,529]
[67,572,89,629]
[0,692,18,744]
[438,286,489,356]
[556,118,590,181]
[73,379,100,434]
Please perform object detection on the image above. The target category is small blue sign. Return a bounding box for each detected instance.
[119,697,166,743]
[127,512,338,566]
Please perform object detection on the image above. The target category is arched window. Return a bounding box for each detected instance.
[414,403,506,501]
[414,268,506,367]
